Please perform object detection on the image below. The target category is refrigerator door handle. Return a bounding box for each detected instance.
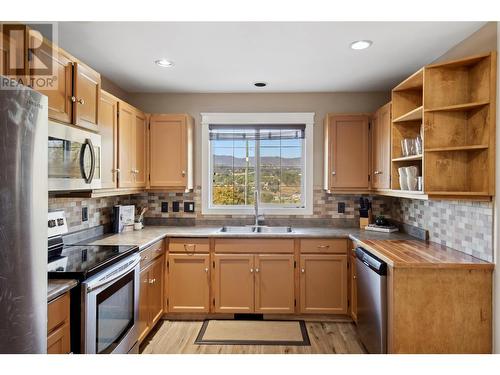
[80,138,96,184]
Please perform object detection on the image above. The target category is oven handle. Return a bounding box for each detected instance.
[86,257,140,293]
[80,138,96,184]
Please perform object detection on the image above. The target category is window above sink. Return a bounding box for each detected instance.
[201,113,314,216]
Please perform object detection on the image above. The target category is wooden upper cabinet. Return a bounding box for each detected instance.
[324,114,370,191]
[134,110,147,188]
[73,62,100,131]
[117,101,146,188]
[214,254,254,313]
[299,254,348,314]
[372,103,391,190]
[167,254,210,313]
[98,90,119,189]
[117,101,135,188]
[148,114,194,190]
[254,254,295,314]
[30,42,74,124]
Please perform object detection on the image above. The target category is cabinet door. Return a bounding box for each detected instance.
[168,254,210,313]
[137,265,151,343]
[30,42,73,124]
[47,322,70,354]
[329,115,370,189]
[255,254,295,313]
[117,102,135,188]
[350,253,358,322]
[73,61,100,131]
[133,110,147,187]
[372,103,391,190]
[149,255,165,326]
[300,254,348,314]
[149,115,187,188]
[98,90,118,189]
[214,254,254,313]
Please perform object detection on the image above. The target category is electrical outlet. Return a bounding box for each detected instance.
[161,202,168,213]
[172,201,180,212]
[337,202,345,214]
[184,201,195,213]
[82,206,88,222]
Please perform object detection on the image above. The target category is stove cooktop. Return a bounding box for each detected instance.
[48,244,139,281]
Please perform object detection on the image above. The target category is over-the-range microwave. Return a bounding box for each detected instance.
[48,121,102,191]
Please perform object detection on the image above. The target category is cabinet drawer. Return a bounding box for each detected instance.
[47,292,70,333]
[140,240,165,268]
[300,238,347,254]
[214,238,294,253]
[168,238,210,253]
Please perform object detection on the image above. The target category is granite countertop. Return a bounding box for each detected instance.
[85,225,414,250]
[48,279,78,302]
[83,225,493,269]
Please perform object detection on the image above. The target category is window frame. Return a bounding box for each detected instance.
[201,112,314,215]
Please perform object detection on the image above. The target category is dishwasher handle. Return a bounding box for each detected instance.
[355,247,387,275]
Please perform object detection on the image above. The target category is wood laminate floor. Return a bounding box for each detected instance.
[140,320,367,354]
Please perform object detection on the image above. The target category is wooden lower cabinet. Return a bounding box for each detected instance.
[299,254,348,314]
[138,255,165,343]
[213,254,295,314]
[47,292,71,354]
[167,254,210,313]
[350,251,358,322]
[255,254,295,313]
[214,254,255,313]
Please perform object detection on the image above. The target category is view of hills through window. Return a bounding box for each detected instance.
[210,127,304,206]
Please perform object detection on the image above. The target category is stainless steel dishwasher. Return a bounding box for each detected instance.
[355,247,387,354]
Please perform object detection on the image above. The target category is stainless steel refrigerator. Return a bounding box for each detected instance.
[0,76,48,353]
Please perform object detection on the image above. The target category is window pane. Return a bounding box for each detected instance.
[280,186,301,204]
[281,147,302,167]
[281,138,302,147]
[234,168,255,186]
[213,185,235,205]
[281,167,302,186]
[234,185,255,205]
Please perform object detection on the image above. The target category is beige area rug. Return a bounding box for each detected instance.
[194,320,310,346]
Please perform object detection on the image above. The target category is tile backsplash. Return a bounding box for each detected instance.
[389,198,493,262]
[49,188,494,262]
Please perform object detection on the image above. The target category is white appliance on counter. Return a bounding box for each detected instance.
[48,121,102,191]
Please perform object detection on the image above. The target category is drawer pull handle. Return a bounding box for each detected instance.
[141,256,148,261]
[301,268,305,273]
[255,268,259,273]
[155,248,162,253]
[184,244,196,254]
[250,268,254,273]
[317,245,330,249]
[204,267,209,273]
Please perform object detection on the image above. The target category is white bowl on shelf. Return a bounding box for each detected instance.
[398,167,408,190]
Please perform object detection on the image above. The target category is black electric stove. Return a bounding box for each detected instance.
[48,236,139,281]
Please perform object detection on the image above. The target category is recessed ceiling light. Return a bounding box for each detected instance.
[155,58,174,68]
[350,40,373,50]
[254,82,267,87]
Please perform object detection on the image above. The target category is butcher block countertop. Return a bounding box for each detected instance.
[353,239,494,270]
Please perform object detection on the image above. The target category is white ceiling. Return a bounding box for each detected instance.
[58,22,486,93]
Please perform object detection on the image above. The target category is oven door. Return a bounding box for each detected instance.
[83,255,140,354]
[48,121,102,191]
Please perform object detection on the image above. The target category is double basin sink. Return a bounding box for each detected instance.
[219,226,293,234]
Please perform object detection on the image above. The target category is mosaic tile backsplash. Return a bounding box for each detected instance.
[49,188,494,262]
[389,199,493,262]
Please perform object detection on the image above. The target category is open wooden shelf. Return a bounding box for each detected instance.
[393,106,423,122]
[377,189,428,200]
[425,101,489,113]
[425,145,488,152]
[393,68,424,91]
[392,154,423,162]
